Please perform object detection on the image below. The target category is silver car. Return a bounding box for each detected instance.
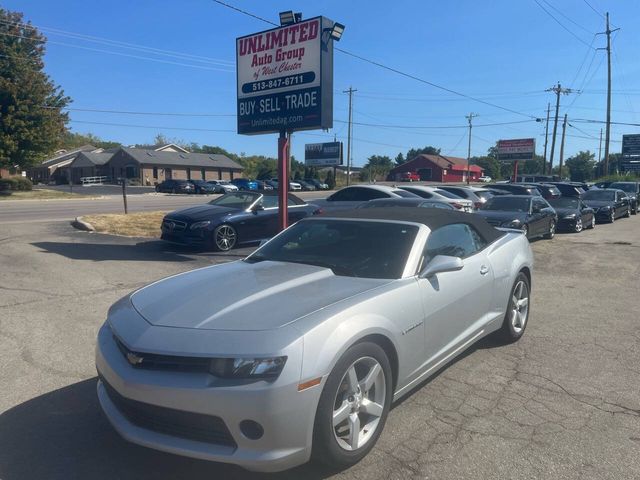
[96,208,533,472]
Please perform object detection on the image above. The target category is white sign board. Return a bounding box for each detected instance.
[497,138,535,162]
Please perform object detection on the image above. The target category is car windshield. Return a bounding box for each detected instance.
[549,197,579,209]
[393,189,417,198]
[246,219,419,279]
[420,201,454,210]
[208,192,260,209]
[480,197,530,212]
[583,190,615,201]
[611,183,637,193]
[433,189,461,199]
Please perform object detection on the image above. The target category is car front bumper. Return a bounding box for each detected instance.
[95,323,319,472]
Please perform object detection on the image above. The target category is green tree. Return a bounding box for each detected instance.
[565,150,596,182]
[61,132,121,150]
[405,146,440,161]
[361,155,394,181]
[0,9,70,169]
[472,156,501,180]
[394,152,405,166]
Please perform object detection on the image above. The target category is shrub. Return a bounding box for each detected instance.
[0,177,33,191]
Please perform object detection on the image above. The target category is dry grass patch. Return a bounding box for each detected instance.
[82,211,167,238]
[0,189,96,200]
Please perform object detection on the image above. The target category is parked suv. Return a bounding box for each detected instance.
[155,179,194,194]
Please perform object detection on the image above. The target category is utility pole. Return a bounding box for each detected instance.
[559,114,568,178]
[343,86,357,186]
[600,13,619,177]
[543,103,551,174]
[465,112,478,185]
[598,128,603,175]
[546,83,575,173]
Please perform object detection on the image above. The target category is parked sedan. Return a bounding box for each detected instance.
[438,185,493,209]
[207,180,239,194]
[155,179,194,194]
[529,183,561,200]
[230,178,259,191]
[609,182,639,214]
[548,197,595,232]
[398,185,474,212]
[357,198,455,210]
[546,182,585,197]
[476,195,557,240]
[188,180,217,194]
[160,191,320,251]
[486,184,542,196]
[304,178,330,190]
[296,180,317,191]
[253,180,274,191]
[97,208,533,472]
[581,189,631,223]
[314,185,419,211]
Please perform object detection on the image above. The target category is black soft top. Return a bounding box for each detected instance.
[322,207,504,244]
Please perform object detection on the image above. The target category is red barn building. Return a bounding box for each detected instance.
[388,154,483,183]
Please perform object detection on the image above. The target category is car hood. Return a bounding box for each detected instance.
[553,206,581,216]
[475,210,528,223]
[165,204,239,221]
[130,261,388,331]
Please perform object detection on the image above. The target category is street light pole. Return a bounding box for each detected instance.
[465,113,478,185]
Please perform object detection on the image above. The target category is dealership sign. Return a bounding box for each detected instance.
[497,138,535,162]
[304,141,343,166]
[621,134,640,171]
[236,17,334,135]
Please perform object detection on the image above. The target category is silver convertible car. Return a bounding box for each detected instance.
[96,208,533,472]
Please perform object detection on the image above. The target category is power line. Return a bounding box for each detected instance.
[69,120,236,133]
[335,119,536,130]
[56,106,236,117]
[0,19,235,67]
[582,0,605,19]
[532,0,595,49]
[211,1,540,119]
[540,0,595,35]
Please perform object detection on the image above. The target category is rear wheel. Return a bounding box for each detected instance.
[543,220,556,239]
[312,342,392,470]
[495,272,530,343]
[624,207,631,218]
[213,224,237,251]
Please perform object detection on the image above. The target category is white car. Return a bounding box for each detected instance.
[313,184,420,211]
[207,180,239,193]
[289,181,302,191]
[478,176,492,183]
[398,185,475,213]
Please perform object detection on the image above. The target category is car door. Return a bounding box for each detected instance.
[287,195,311,225]
[579,200,593,225]
[416,223,494,370]
[241,195,279,241]
[616,192,628,216]
[530,198,549,236]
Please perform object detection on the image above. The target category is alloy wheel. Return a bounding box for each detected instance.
[332,357,386,452]
[510,280,529,334]
[590,216,596,229]
[574,218,583,233]
[610,211,615,223]
[214,225,237,251]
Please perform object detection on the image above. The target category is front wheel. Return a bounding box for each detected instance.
[213,224,237,251]
[609,210,615,223]
[495,272,530,343]
[543,220,556,239]
[624,207,631,218]
[312,342,392,470]
[574,217,583,233]
[587,215,596,229]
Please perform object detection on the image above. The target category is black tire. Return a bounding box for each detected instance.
[172,187,177,194]
[495,272,531,344]
[574,217,583,233]
[521,224,529,239]
[212,224,237,251]
[155,185,160,192]
[624,207,631,218]
[543,220,556,239]
[312,342,392,470]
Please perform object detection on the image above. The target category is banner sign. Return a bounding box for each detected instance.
[236,17,334,135]
[622,134,640,157]
[497,138,535,162]
[304,142,343,166]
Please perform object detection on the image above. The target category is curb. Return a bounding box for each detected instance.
[70,216,95,232]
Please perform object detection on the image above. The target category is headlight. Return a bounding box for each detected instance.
[190,220,211,230]
[501,219,521,228]
[209,357,287,379]
[600,205,610,211]
[562,213,577,219]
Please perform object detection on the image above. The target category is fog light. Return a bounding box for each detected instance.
[239,420,264,440]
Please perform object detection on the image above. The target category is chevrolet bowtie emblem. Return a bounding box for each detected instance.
[126,352,144,365]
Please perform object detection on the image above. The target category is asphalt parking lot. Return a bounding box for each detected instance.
[1,215,639,479]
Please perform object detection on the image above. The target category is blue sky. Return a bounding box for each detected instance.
[6,0,639,166]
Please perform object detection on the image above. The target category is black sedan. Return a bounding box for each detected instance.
[475,195,557,240]
[581,189,631,223]
[356,198,455,210]
[161,192,321,251]
[155,179,194,194]
[486,184,542,196]
[188,180,217,194]
[548,197,595,232]
[609,182,639,214]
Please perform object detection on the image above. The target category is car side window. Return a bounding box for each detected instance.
[533,198,546,211]
[357,188,389,201]
[422,223,488,267]
[328,187,357,201]
[261,195,279,209]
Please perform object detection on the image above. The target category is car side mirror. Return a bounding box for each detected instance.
[420,255,464,278]
[532,205,541,213]
[251,204,265,213]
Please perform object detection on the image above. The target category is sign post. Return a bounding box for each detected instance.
[497,138,535,182]
[236,15,338,231]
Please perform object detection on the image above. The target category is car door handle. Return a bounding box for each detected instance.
[480,265,489,275]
